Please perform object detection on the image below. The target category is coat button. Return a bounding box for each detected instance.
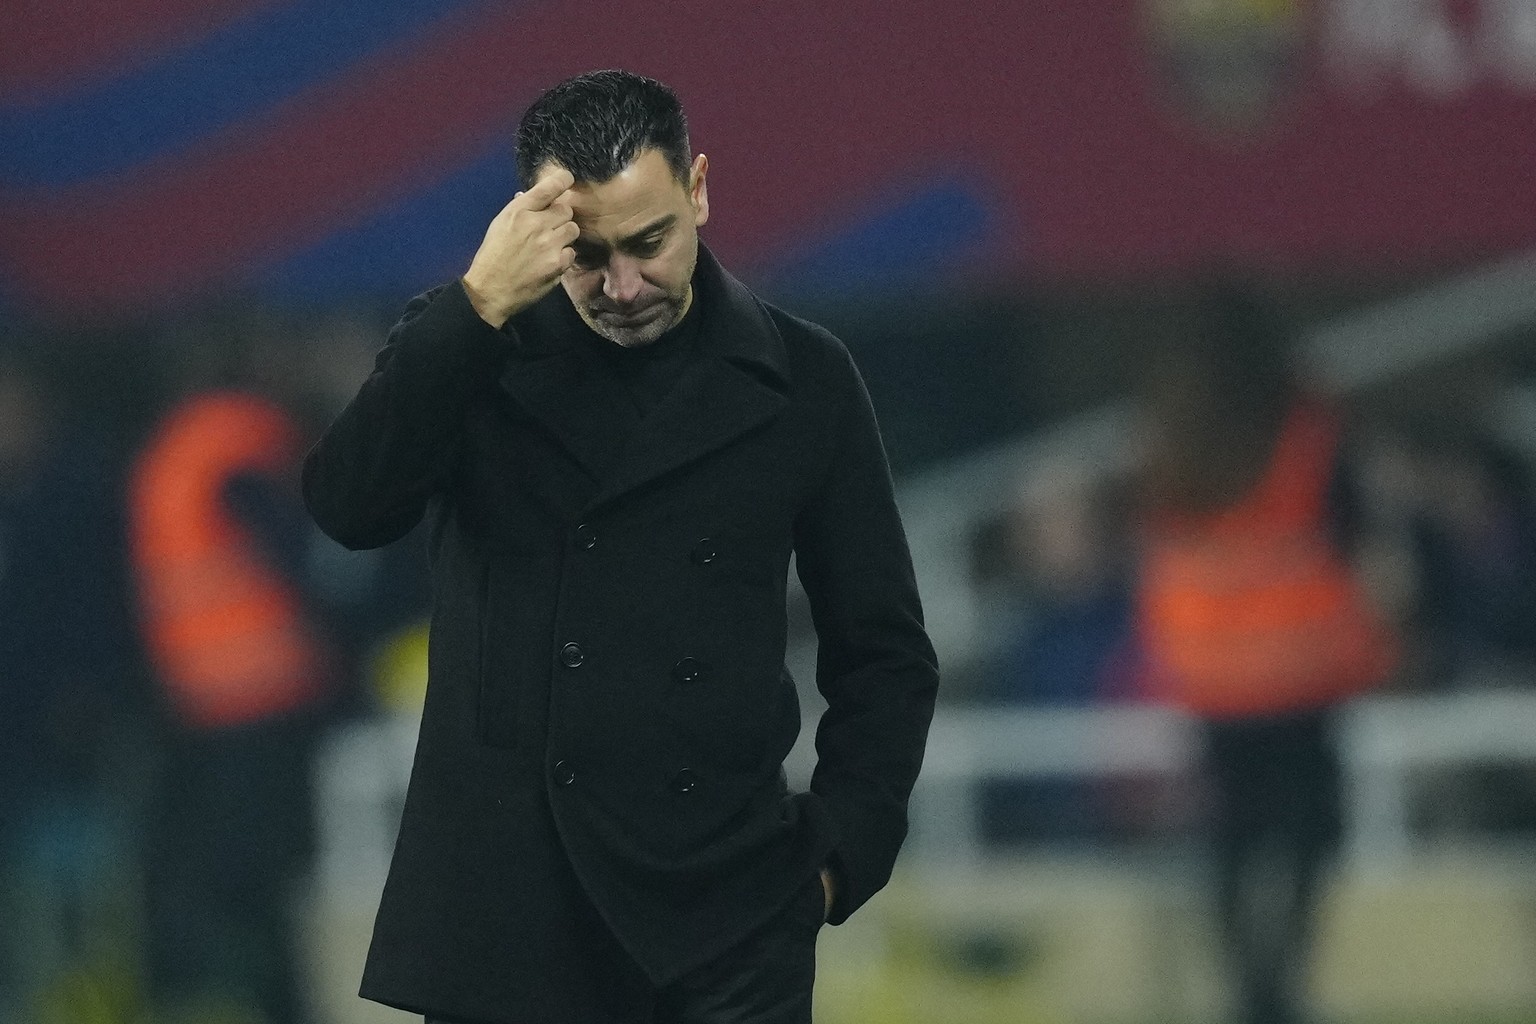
[671,768,696,793]
[672,657,704,684]
[553,760,577,786]
[574,523,597,550]
[560,643,585,668]
[690,537,718,565]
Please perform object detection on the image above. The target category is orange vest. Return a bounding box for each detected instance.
[130,392,326,729]
[1137,402,1397,718]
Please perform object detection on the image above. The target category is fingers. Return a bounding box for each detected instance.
[545,212,579,265]
[522,167,576,210]
[554,220,579,274]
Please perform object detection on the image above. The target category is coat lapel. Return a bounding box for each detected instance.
[497,295,640,482]
[495,245,791,512]
[586,246,790,513]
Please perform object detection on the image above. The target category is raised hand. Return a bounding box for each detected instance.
[461,166,580,327]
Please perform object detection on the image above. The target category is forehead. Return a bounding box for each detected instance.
[549,149,688,239]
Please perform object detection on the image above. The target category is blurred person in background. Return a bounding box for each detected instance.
[992,467,1139,708]
[1396,421,1536,838]
[1133,286,1399,1024]
[1409,423,1536,679]
[0,343,145,1022]
[128,319,343,1024]
[973,466,1142,847]
[303,70,938,1024]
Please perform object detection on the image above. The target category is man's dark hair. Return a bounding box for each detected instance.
[516,70,691,188]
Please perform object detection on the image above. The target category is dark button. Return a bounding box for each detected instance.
[560,642,585,669]
[671,767,696,793]
[553,760,577,786]
[672,657,704,685]
[690,537,718,565]
[574,523,597,550]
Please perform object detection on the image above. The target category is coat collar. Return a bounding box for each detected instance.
[498,244,790,514]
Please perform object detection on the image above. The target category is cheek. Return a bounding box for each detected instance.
[644,252,692,294]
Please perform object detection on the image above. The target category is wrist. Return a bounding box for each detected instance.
[459,274,516,328]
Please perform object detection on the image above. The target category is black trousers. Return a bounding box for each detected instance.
[426,872,823,1024]
[1202,708,1342,1024]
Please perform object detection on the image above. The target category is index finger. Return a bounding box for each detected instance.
[522,167,576,209]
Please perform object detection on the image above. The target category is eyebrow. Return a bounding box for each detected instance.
[577,214,678,253]
[620,215,676,247]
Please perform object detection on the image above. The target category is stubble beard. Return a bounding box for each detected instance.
[583,293,687,348]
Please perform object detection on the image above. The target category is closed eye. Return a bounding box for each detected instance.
[627,235,665,258]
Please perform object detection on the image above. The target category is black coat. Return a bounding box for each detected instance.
[303,246,938,1023]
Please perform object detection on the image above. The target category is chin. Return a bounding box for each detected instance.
[605,326,665,348]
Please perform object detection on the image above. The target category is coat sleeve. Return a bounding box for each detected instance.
[303,280,512,550]
[793,345,939,925]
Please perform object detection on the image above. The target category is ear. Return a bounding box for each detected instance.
[689,153,709,227]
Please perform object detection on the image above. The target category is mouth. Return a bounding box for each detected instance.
[594,304,665,328]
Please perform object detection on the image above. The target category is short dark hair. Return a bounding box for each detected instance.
[515,70,691,187]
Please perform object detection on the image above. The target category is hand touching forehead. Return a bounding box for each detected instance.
[522,166,576,209]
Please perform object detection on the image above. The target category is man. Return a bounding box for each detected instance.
[304,70,939,1024]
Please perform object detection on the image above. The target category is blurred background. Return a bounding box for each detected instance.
[4,1,1536,1023]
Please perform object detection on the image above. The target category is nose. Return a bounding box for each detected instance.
[602,256,644,306]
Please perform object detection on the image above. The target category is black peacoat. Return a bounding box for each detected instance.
[302,245,939,1023]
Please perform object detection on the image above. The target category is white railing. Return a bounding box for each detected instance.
[1341,684,1536,866]
[902,702,1193,868]
[904,682,1536,871]
[313,682,1536,895]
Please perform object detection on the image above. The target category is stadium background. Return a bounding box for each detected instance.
[4,1,1536,1022]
